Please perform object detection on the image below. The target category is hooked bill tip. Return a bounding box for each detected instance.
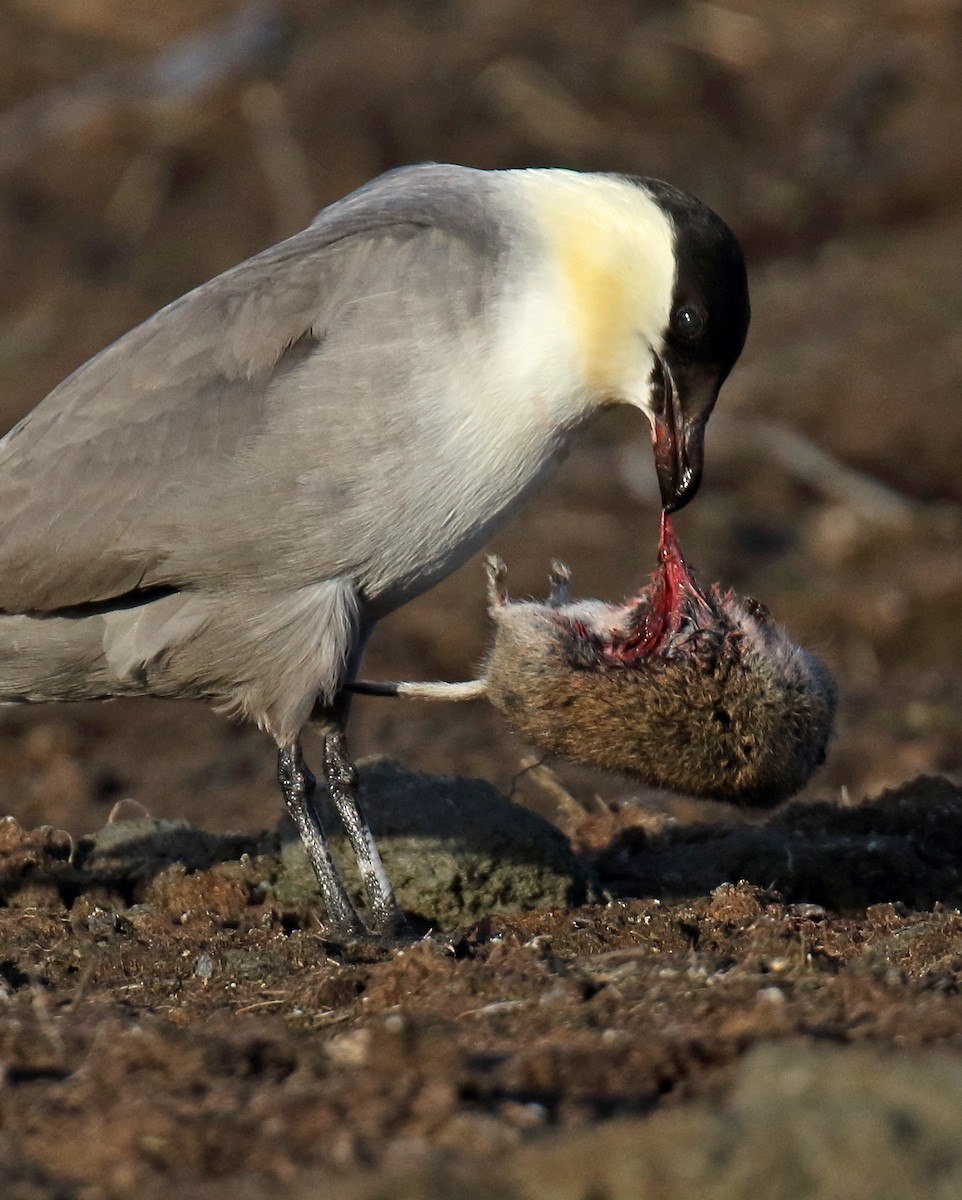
[660,462,701,512]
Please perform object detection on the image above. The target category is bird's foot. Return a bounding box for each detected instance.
[318,923,456,962]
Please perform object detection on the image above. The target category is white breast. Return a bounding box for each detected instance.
[358,253,596,616]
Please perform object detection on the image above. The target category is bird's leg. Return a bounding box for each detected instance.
[277,741,365,940]
[321,724,404,936]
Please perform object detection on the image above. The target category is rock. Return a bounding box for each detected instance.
[599,774,962,912]
[274,758,590,930]
[509,1041,962,1200]
[79,815,258,878]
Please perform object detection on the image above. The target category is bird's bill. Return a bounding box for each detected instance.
[650,355,707,513]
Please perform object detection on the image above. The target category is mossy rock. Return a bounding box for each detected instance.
[273,758,590,930]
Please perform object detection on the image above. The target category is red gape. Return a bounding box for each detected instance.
[601,512,716,665]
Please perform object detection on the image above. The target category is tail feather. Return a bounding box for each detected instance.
[0,577,361,743]
[0,610,117,702]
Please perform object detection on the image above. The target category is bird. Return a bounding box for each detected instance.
[363,514,836,808]
[0,163,750,940]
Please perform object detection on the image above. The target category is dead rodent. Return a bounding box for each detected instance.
[483,514,836,807]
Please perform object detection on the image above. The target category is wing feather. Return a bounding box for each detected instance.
[0,165,509,612]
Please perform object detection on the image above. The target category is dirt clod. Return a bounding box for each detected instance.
[1,772,961,1196]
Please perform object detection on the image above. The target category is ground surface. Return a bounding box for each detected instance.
[0,2,960,1197]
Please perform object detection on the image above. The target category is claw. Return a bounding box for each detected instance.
[547,560,572,607]
[486,554,508,607]
[743,596,772,624]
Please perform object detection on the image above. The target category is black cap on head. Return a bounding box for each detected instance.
[630,177,751,512]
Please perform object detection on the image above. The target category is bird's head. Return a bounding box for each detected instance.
[524,171,750,512]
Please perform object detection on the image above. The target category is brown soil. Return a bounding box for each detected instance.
[0,3,960,1197]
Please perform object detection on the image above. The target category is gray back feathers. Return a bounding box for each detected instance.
[0,165,511,614]
[0,165,550,738]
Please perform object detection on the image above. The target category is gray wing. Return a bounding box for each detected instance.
[0,164,510,613]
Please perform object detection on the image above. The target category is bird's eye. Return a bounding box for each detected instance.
[672,304,706,341]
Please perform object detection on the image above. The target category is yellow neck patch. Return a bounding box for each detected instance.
[518,171,676,398]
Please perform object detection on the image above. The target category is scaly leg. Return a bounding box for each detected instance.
[277,741,365,940]
[320,724,404,936]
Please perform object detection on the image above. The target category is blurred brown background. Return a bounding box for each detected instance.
[0,0,959,836]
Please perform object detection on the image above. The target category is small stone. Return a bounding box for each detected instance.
[0,815,24,853]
